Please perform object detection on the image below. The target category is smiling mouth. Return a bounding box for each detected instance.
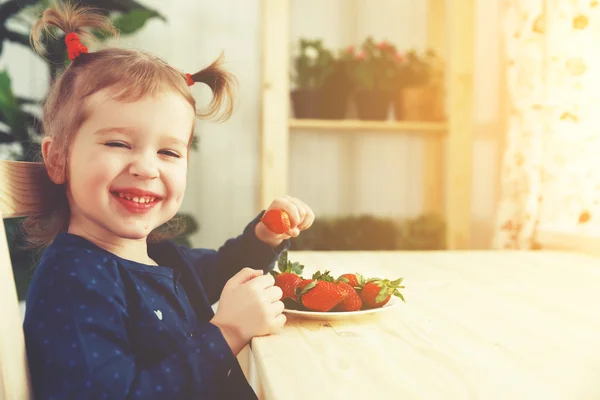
[110,191,162,213]
[112,192,158,204]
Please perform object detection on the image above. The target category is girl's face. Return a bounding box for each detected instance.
[63,89,194,242]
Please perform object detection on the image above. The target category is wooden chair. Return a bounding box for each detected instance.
[0,160,50,400]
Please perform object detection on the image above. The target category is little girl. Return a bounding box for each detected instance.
[21,2,314,399]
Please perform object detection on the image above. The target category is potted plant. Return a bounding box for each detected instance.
[343,37,399,120]
[290,39,335,119]
[317,49,354,120]
[393,49,445,121]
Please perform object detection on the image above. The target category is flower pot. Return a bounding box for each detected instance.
[353,90,392,121]
[291,89,320,119]
[394,86,444,121]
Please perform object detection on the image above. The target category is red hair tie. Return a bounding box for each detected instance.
[185,73,194,86]
[65,32,88,61]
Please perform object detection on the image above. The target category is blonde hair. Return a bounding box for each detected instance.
[22,1,236,249]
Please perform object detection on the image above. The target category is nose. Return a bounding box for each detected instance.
[129,151,159,179]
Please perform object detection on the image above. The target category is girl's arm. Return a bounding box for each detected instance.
[23,260,240,399]
[175,211,290,304]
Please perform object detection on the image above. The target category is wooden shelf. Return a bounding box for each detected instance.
[260,0,475,249]
[289,119,447,133]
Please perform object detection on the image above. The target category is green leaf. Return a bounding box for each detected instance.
[339,277,349,284]
[393,291,406,303]
[390,278,404,286]
[277,251,288,272]
[111,9,159,35]
[0,70,24,131]
[312,270,334,282]
[375,288,391,304]
[300,280,317,295]
[289,261,304,275]
[357,273,365,286]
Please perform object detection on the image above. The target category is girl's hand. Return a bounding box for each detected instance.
[255,195,315,247]
[210,268,285,355]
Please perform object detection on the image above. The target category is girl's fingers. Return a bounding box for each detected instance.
[296,201,315,231]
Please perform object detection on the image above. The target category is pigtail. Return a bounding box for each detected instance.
[187,53,236,122]
[30,0,117,57]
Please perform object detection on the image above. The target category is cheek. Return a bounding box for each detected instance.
[167,164,187,203]
[67,146,116,196]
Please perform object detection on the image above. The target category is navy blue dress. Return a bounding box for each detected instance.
[23,212,289,400]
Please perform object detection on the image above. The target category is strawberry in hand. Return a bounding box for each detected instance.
[261,209,291,235]
[255,195,315,248]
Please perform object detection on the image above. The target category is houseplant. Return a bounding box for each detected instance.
[290,38,335,119]
[393,48,445,121]
[0,0,166,161]
[343,37,399,120]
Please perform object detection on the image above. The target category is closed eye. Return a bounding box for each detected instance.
[159,150,181,158]
[104,142,129,149]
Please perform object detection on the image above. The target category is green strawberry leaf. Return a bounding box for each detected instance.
[300,280,317,294]
[269,270,280,278]
[277,251,288,271]
[358,273,366,287]
[338,277,349,284]
[390,278,404,286]
[312,270,335,282]
[393,290,406,302]
[289,261,304,275]
[375,287,391,304]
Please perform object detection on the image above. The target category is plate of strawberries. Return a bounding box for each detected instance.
[271,252,405,320]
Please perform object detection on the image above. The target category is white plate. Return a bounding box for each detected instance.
[283,296,400,320]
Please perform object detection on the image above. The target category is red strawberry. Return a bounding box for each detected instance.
[275,273,303,301]
[337,273,365,290]
[261,208,291,234]
[296,278,314,293]
[333,282,362,312]
[271,251,304,300]
[360,278,405,309]
[299,280,347,312]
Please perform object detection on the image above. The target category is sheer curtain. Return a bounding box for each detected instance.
[494,0,600,249]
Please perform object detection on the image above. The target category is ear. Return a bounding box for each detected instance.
[42,137,66,184]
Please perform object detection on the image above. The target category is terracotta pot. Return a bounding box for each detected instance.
[393,86,444,121]
[353,90,392,121]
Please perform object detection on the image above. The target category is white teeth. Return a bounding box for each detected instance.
[116,193,156,203]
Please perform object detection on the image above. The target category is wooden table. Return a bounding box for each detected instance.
[250,250,600,400]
